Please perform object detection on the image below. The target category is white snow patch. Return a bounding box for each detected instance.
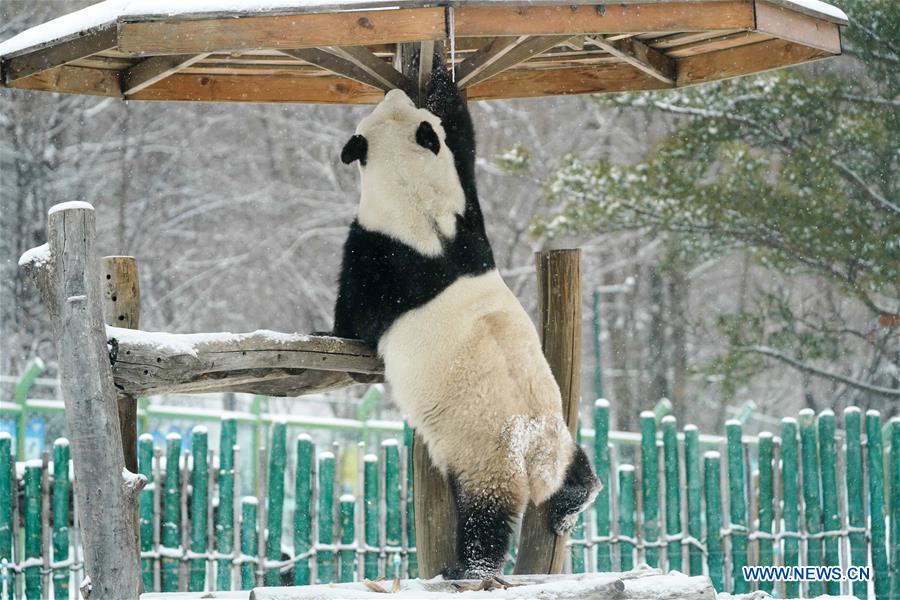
[844,406,861,414]
[296,433,312,442]
[339,493,355,503]
[122,467,147,488]
[704,451,721,459]
[106,326,312,357]
[618,464,635,472]
[758,431,773,439]
[380,438,398,447]
[192,425,208,435]
[683,424,698,432]
[139,433,154,442]
[661,415,676,425]
[0,432,11,440]
[53,437,69,446]
[79,575,91,595]
[594,398,609,408]
[639,410,655,419]
[776,0,848,23]
[318,451,335,460]
[241,496,259,505]
[725,419,742,427]
[363,453,378,463]
[782,417,799,425]
[798,408,815,417]
[866,409,881,417]
[820,408,835,417]
[48,201,93,214]
[18,243,50,268]
[166,432,182,441]
[24,458,43,468]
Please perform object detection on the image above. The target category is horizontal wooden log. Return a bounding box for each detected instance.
[117,7,445,55]
[453,2,755,36]
[108,327,383,396]
[236,569,715,599]
[754,0,842,54]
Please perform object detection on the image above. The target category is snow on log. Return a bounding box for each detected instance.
[239,568,715,599]
[107,326,383,397]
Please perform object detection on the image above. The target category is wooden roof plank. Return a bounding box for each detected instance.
[281,48,388,91]
[327,45,413,95]
[453,2,755,37]
[4,25,117,83]
[664,31,771,58]
[455,36,525,87]
[587,35,675,84]
[754,0,842,54]
[122,53,211,95]
[7,64,120,97]
[116,7,446,55]
[459,35,573,89]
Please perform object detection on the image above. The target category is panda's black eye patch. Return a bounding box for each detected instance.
[415,121,440,156]
[341,134,368,165]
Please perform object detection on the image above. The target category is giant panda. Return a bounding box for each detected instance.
[332,64,601,580]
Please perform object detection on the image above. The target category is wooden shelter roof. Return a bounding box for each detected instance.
[0,0,846,103]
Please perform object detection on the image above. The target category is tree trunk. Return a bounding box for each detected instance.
[647,265,668,405]
[514,249,581,574]
[21,203,144,600]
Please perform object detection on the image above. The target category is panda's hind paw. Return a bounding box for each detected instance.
[425,65,462,119]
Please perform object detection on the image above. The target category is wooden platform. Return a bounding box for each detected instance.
[107,327,383,396]
[0,0,846,103]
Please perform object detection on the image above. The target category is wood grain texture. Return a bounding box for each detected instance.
[108,330,383,396]
[4,26,117,82]
[514,249,581,575]
[21,205,142,599]
[587,35,675,83]
[453,2,755,36]
[281,48,393,91]
[123,53,211,95]
[458,35,573,89]
[676,37,832,86]
[7,65,121,97]
[117,7,445,55]
[754,0,842,54]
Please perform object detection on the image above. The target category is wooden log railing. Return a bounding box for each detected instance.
[107,328,383,397]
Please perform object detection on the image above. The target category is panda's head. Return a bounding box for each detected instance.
[341,89,465,257]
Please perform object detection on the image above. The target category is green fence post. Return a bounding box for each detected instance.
[403,424,418,578]
[703,451,724,592]
[888,418,900,600]
[137,434,154,592]
[818,410,840,596]
[866,410,890,600]
[725,420,748,593]
[52,439,71,599]
[781,418,800,599]
[23,460,42,599]
[843,408,866,600]
[189,426,209,591]
[593,399,611,572]
[383,439,401,577]
[756,432,774,595]
[683,425,702,576]
[216,417,237,591]
[162,433,182,592]
[14,359,44,459]
[318,451,336,583]
[240,498,259,590]
[799,409,823,597]
[618,465,635,572]
[662,416,681,573]
[339,494,356,582]
[294,434,314,585]
[639,411,659,567]
[0,433,10,600]
[265,422,287,586]
[363,452,380,579]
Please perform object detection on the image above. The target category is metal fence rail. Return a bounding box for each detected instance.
[1,403,898,599]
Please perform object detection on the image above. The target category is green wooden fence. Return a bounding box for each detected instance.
[0,405,898,599]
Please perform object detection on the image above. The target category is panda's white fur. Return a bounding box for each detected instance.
[355,89,465,257]
[380,269,573,507]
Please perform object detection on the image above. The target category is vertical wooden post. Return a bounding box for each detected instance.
[514,249,582,574]
[20,203,143,599]
[101,256,140,473]
[398,46,459,578]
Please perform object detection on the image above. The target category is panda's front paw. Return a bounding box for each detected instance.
[425,65,461,119]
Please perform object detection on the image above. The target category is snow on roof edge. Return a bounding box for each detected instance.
[0,0,848,59]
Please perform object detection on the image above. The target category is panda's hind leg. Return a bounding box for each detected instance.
[445,474,518,580]
[547,445,602,536]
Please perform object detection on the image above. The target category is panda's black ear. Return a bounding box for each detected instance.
[415,121,440,156]
[341,134,368,165]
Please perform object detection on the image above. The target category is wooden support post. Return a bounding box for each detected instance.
[20,203,144,599]
[392,47,459,577]
[514,249,581,574]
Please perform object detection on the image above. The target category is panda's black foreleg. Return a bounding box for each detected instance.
[547,445,603,536]
[445,474,514,580]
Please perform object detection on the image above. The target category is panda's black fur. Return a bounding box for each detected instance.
[331,62,600,579]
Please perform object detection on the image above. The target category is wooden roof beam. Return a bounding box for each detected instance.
[458,35,573,89]
[4,25,117,83]
[281,48,387,90]
[455,36,524,87]
[586,35,675,84]
[327,45,414,96]
[122,53,210,95]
